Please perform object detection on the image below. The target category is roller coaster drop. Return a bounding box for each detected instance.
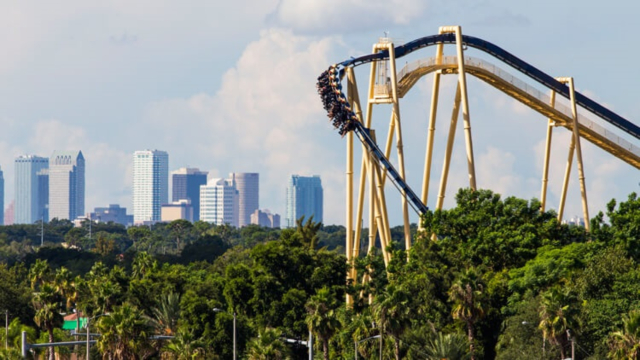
[317,26,640,305]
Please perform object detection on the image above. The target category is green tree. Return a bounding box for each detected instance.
[449,268,487,360]
[96,303,153,359]
[296,216,322,250]
[424,331,470,360]
[53,267,77,311]
[32,283,64,360]
[148,292,181,336]
[245,328,291,360]
[538,287,580,360]
[0,318,37,350]
[305,287,340,360]
[132,251,157,279]
[372,284,412,360]
[608,309,640,360]
[162,328,205,360]
[127,226,152,251]
[168,219,194,252]
[29,259,52,290]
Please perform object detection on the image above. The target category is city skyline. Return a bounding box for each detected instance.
[1,2,638,227]
[1,149,297,226]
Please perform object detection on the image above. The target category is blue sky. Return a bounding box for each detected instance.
[1,0,638,226]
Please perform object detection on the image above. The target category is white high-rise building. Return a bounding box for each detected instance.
[230,173,259,227]
[49,151,85,221]
[133,150,169,224]
[14,155,49,224]
[200,178,239,227]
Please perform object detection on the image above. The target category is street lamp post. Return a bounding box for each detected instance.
[5,310,8,350]
[213,308,236,360]
[354,334,381,360]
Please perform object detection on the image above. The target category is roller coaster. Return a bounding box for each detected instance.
[317,26,640,305]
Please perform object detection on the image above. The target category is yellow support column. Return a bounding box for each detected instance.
[436,84,462,210]
[556,77,589,229]
[566,77,590,230]
[345,67,362,306]
[352,45,379,281]
[387,43,412,252]
[442,25,477,190]
[421,41,444,209]
[540,90,556,212]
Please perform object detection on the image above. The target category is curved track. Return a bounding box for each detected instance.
[396,56,640,169]
[335,33,640,141]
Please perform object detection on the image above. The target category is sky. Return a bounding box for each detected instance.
[1,0,639,227]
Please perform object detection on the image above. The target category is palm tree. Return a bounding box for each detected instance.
[162,329,205,360]
[2,318,37,350]
[245,328,291,360]
[305,287,340,360]
[132,251,157,279]
[33,283,64,360]
[348,310,377,359]
[448,268,487,360]
[608,309,640,359]
[296,216,322,250]
[538,287,580,360]
[54,267,77,311]
[424,331,470,360]
[96,302,153,360]
[372,284,412,360]
[148,293,181,336]
[29,259,52,290]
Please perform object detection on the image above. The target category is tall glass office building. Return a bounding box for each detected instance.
[172,168,208,221]
[133,150,169,224]
[285,175,323,228]
[14,155,49,224]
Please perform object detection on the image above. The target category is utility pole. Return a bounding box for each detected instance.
[5,310,8,350]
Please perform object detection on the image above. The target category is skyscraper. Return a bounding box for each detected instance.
[133,150,169,224]
[285,175,323,228]
[0,166,4,225]
[37,169,49,223]
[230,173,259,227]
[200,178,239,226]
[49,151,84,221]
[172,168,208,221]
[14,155,49,224]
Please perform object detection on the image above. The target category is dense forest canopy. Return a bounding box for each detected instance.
[1,188,640,359]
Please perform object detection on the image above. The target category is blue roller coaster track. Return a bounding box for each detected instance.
[339,33,640,140]
[317,33,640,215]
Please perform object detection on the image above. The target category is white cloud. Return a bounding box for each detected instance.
[269,0,429,34]
[135,28,347,224]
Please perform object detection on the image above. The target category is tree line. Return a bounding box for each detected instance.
[0,188,639,359]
